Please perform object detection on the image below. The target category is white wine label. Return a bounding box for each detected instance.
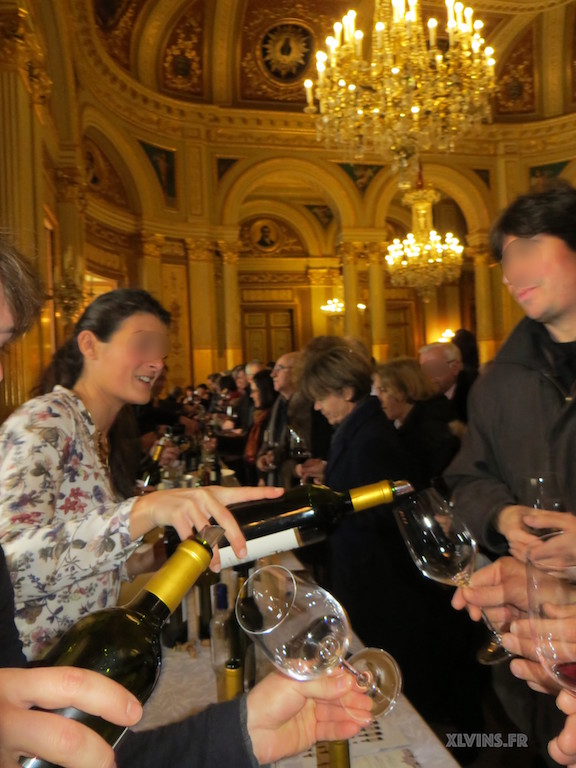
[219,529,300,569]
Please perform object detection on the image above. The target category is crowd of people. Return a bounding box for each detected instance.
[3,181,576,767]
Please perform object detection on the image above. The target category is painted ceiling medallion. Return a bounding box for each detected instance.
[261,23,313,82]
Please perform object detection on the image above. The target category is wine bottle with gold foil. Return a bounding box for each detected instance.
[218,479,414,569]
[19,526,221,768]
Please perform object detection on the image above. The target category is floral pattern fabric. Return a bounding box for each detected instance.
[0,386,139,660]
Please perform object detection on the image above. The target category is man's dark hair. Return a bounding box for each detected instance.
[490,181,576,261]
[0,234,45,337]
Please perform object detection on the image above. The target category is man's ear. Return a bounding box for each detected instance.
[76,329,99,360]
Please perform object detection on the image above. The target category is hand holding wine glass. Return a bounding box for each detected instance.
[526,531,576,693]
[394,488,512,665]
[236,565,402,722]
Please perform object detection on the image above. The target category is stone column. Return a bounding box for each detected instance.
[338,242,363,338]
[137,233,165,297]
[218,239,243,369]
[307,267,342,337]
[366,243,388,361]
[468,232,498,363]
[185,238,218,383]
[53,168,87,340]
[0,6,51,418]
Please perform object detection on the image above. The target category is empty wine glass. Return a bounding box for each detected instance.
[521,472,565,536]
[235,565,402,720]
[527,530,576,692]
[394,488,512,665]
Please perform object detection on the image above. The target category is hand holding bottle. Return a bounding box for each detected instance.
[0,667,142,768]
[129,485,284,569]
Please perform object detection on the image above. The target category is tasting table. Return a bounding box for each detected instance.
[131,552,459,768]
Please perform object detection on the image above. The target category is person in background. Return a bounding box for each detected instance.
[297,337,410,644]
[445,182,576,764]
[373,357,461,489]
[255,351,300,486]
[243,368,277,485]
[452,328,480,377]
[0,234,371,768]
[418,341,477,422]
[0,288,282,660]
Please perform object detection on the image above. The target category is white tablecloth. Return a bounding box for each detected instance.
[136,638,458,768]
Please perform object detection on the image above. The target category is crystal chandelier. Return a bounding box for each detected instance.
[303,0,496,169]
[385,183,464,302]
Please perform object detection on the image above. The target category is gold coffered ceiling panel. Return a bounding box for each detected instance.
[89,0,576,122]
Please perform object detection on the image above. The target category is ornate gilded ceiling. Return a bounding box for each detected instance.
[91,0,576,121]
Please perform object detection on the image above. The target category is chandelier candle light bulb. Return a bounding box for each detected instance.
[304,0,497,168]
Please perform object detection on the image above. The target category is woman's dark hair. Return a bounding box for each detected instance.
[452,328,479,373]
[490,181,576,261]
[251,369,277,409]
[219,374,237,393]
[39,289,171,499]
[40,289,170,392]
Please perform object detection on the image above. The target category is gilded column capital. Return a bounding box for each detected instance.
[0,8,52,104]
[141,233,166,260]
[338,241,365,265]
[56,168,87,212]
[185,238,214,262]
[218,240,241,265]
[307,267,340,287]
[365,242,384,267]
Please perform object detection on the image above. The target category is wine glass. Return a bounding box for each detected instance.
[527,530,576,692]
[521,472,565,536]
[288,428,312,485]
[235,565,402,720]
[394,488,512,665]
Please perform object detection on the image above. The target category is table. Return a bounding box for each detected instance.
[135,635,459,768]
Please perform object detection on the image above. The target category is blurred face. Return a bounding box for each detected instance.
[83,312,169,407]
[235,369,247,390]
[373,375,409,423]
[501,235,576,341]
[271,355,295,397]
[0,282,15,383]
[313,388,355,426]
[419,348,460,394]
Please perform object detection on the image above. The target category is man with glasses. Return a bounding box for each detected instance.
[256,352,299,486]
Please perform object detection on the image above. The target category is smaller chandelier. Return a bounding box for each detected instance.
[304,0,496,168]
[385,184,464,302]
[321,298,345,313]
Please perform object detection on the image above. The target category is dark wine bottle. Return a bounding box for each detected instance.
[19,526,221,768]
[160,526,188,647]
[140,429,172,488]
[218,479,414,569]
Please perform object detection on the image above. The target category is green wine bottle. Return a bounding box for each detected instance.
[19,526,221,768]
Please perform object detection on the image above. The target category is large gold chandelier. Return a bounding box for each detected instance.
[385,183,464,302]
[303,0,496,168]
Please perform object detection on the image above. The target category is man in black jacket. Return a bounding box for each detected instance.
[0,236,370,768]
[446,182,576,766]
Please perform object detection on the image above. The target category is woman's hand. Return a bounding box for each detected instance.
[129,485,284,569]
[246,671,372,765]
[0,667,142,768]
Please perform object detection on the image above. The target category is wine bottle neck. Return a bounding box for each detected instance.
[131,537,212,616]
[349,479,413,511]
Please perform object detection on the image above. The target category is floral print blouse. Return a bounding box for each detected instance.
[0,386,140,660]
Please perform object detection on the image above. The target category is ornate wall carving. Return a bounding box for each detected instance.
[495,29,537,116]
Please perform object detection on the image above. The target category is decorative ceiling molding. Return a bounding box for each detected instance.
[425,0,572,11]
